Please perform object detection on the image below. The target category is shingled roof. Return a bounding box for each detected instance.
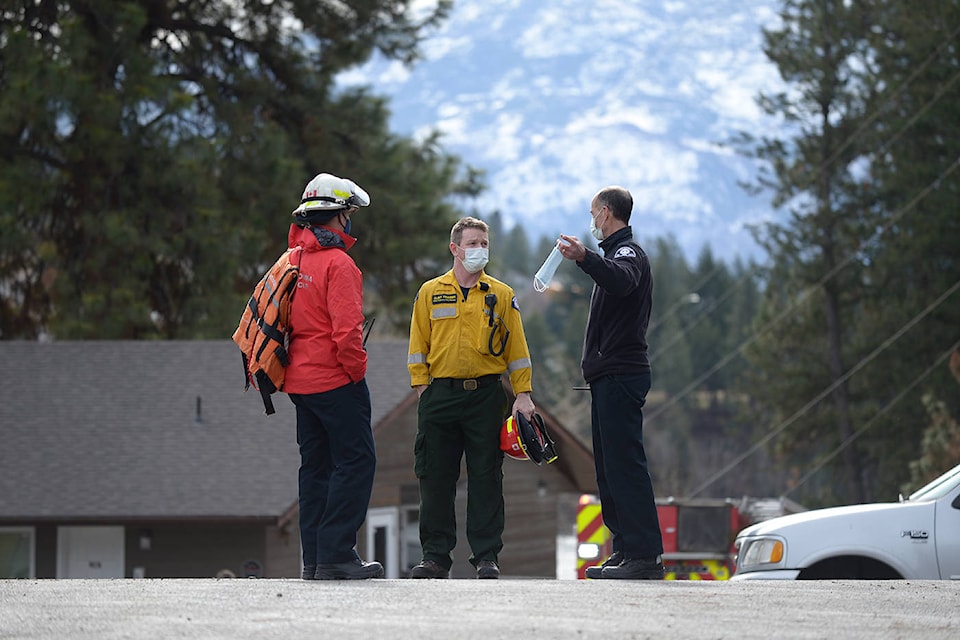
[0,340,413,522]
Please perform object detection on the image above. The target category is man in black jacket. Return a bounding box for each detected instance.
[559,185,664,580]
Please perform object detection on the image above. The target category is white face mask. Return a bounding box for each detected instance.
[590,212,605,241]
[460,247,489,273]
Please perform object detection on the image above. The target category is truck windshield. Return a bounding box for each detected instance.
[907,464,960,502]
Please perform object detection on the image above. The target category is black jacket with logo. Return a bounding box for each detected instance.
[576,226,653,383]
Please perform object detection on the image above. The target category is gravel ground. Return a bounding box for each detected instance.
[2,578,959,639]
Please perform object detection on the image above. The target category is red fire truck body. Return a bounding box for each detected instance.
[577,495,742,580]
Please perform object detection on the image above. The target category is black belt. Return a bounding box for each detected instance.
[431,374,502,391]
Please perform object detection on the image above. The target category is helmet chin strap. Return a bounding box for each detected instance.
[338,209,352,234]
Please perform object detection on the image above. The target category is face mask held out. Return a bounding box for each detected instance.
[534,241,566,293]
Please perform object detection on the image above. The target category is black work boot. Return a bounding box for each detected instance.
[585,551,623,579]
[301,565,318,581]
[476,560,500,579]
[409,559,449,579]
[601,556,665,580]
[314,559,384,580]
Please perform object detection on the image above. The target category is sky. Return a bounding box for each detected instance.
[339,0,786,262]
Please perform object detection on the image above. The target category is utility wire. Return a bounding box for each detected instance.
[647,66,960,371]
[760,19,960,194]
[783,339,960,499]
[688,277,960,498]
[554,19,959,476]
[646,154,960,427]
[647,262,728,334]
[650,267,756,364]
[648,25,960,414]
[644,20,960,495]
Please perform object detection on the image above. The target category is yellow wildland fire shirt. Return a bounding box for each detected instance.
[408,270,533,394]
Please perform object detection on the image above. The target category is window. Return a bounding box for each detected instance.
[0,528,35,579]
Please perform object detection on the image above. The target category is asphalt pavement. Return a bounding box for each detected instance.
[2,578,959,639]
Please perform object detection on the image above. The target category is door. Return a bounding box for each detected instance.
[57,526,125,578]
[936,490,960,580]
[365,508,399,579]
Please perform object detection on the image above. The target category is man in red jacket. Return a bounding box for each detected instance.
[284,172,383,581]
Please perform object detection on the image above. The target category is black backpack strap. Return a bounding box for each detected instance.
[254,370,278,415]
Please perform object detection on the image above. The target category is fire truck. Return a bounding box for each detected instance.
[576,494,800,579]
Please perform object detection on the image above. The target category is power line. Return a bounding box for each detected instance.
[546,14,959,495]
[688,276,960,498]
[647,65,960,371]
[645,19,960,373]
[646,154,960,427]
[783,339,960,499]
[647,262,729,335]
[647,21,960,413]
[787,20,960,186]
[650,266,757,364]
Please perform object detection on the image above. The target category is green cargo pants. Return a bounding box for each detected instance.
[414,379,508,570]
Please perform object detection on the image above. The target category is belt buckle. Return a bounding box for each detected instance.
[463,379,478,391]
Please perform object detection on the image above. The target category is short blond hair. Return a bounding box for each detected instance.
[450,216,489,245]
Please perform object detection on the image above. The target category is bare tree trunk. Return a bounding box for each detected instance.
[818,90,866,503]
[823,282,865,502]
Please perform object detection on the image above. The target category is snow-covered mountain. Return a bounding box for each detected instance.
[339,0,785,262]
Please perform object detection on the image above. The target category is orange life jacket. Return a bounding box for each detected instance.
[232,247,302,414]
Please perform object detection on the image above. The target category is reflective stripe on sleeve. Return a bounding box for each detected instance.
[408,353,426,365]
[507,357,531,372]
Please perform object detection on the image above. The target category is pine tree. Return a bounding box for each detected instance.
[737,0,880,503]
[738,0,960,504]
[858,1,960,490]
[0,0,465,338]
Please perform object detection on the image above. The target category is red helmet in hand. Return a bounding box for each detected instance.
[500,412,558,465]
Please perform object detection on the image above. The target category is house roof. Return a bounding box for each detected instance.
[0,339,413,521]
[533,409,597,494]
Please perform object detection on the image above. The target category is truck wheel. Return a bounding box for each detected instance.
[798,556,901,580]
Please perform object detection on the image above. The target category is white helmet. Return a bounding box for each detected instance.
[292,172,371,216]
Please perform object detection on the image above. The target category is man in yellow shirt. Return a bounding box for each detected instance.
[407,216,536,579]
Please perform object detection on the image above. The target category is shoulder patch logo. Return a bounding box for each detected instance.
[614,246,637,259]
[512,296,521,312]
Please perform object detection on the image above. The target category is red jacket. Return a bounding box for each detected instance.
[283,224,367,394]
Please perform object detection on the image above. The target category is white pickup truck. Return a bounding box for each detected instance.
[732,463,960,580]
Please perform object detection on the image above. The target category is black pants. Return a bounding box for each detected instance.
[590,372,663,559]
[290,380,376,566]
[414,381,508,570]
